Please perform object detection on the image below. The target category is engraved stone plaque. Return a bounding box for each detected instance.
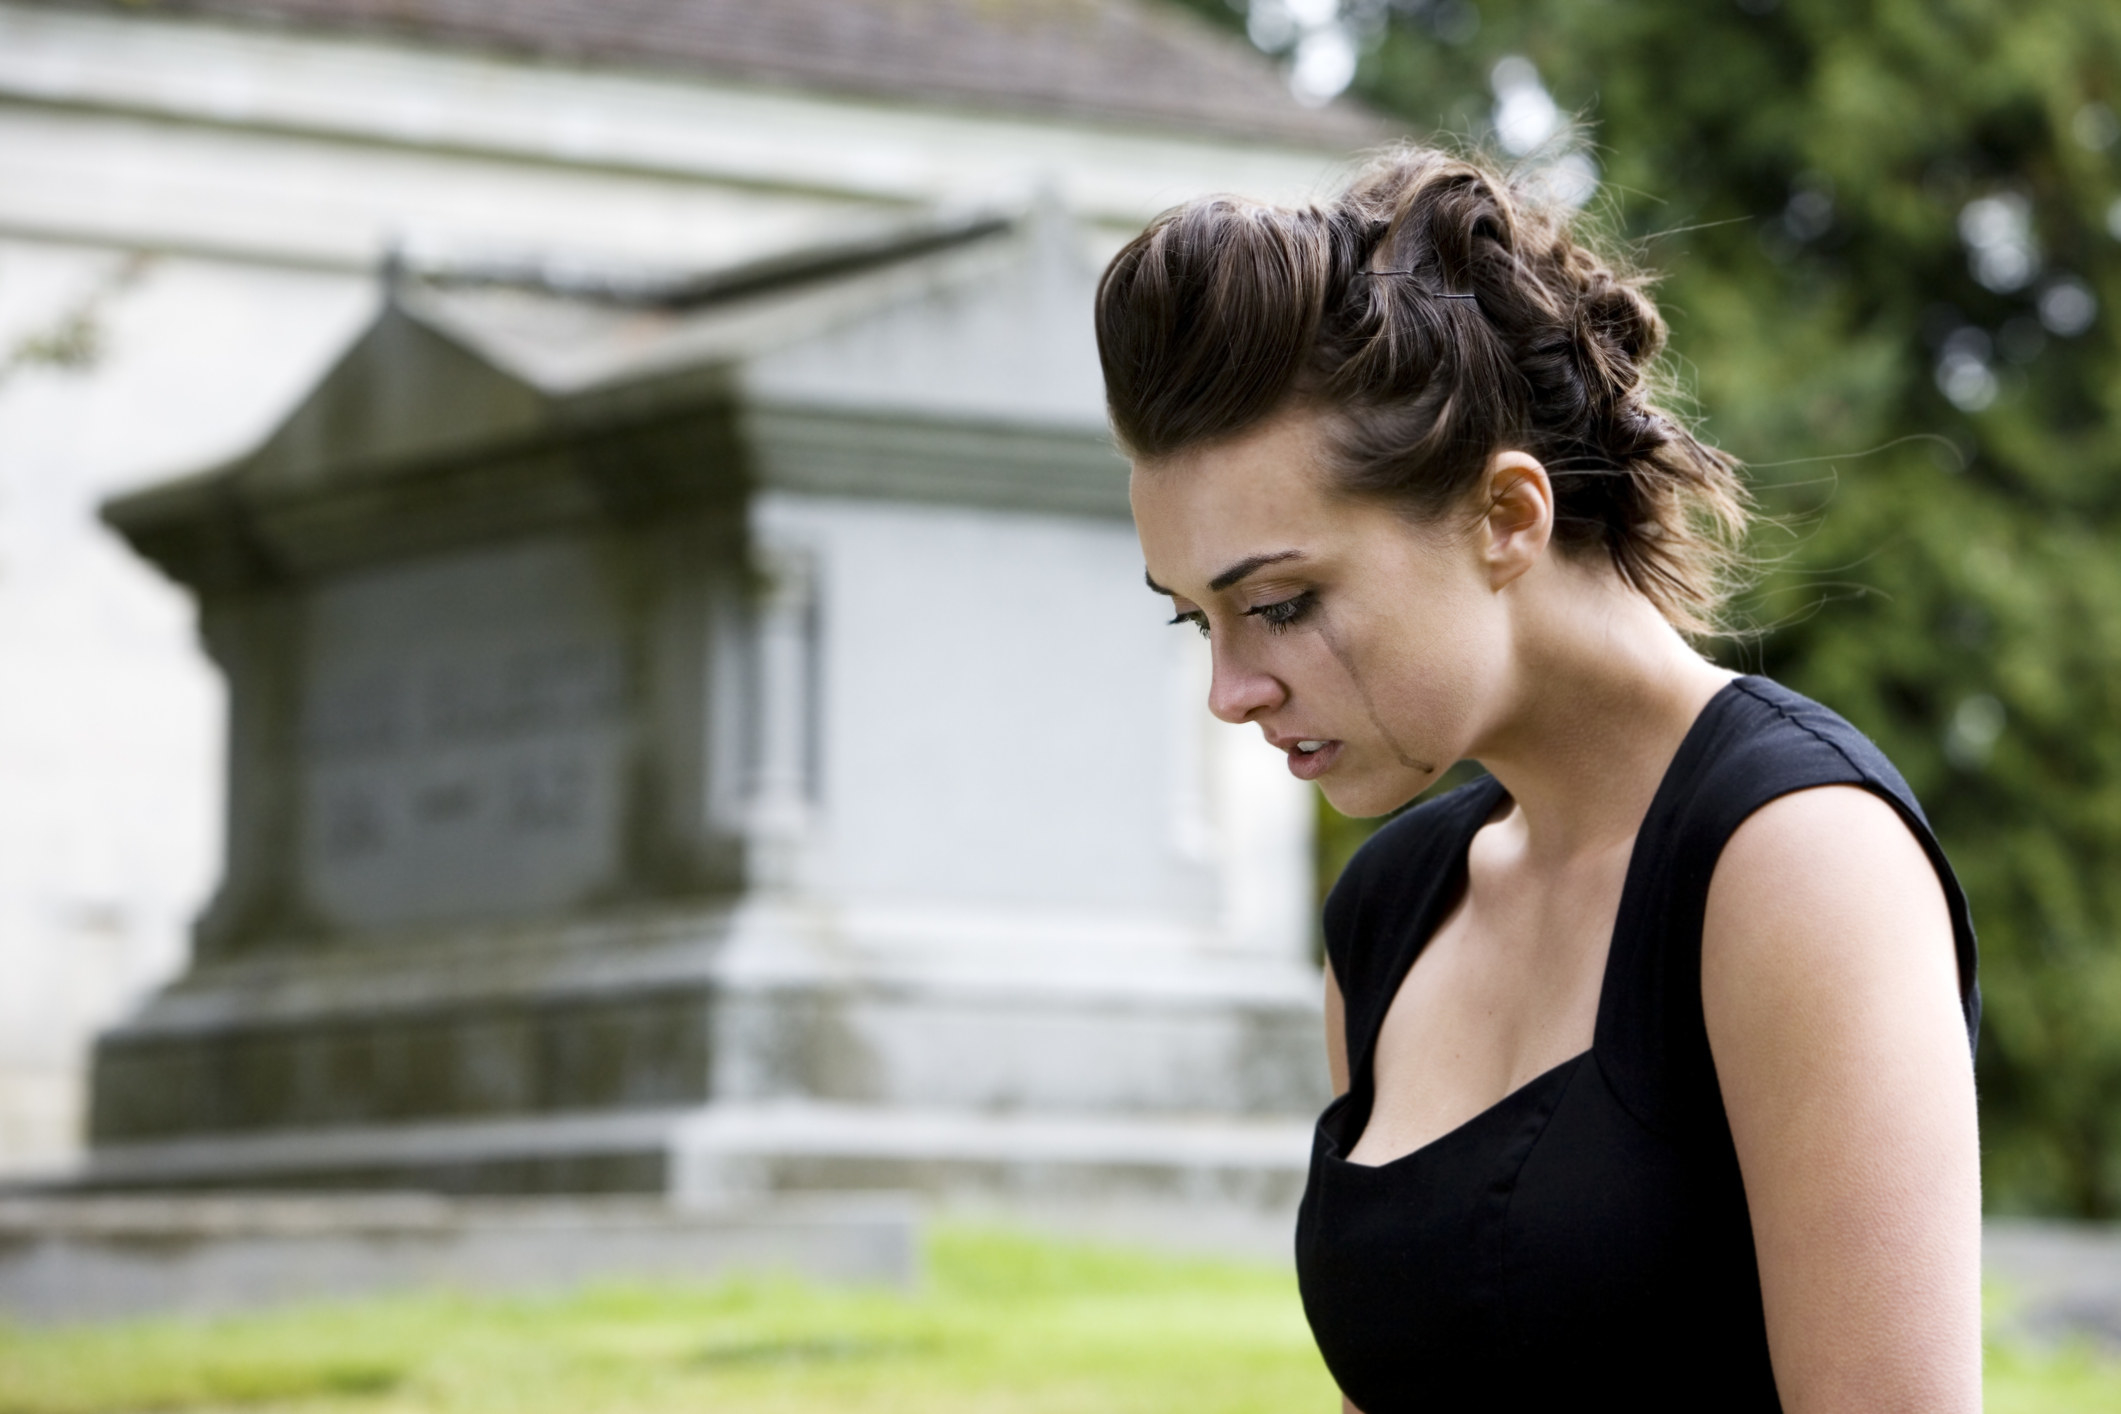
[298,537,633,932]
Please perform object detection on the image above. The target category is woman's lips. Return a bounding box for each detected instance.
[1284,739,1343,781]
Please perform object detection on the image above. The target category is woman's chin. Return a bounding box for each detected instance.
[1317,769,1430,822]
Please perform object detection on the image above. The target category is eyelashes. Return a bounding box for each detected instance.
[1168,591,1319,638]
[1249,591,1318,631]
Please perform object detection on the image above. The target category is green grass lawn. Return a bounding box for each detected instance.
[1,1225,2114,1413]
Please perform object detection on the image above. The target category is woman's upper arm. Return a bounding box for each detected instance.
[1702,784,1980,1413]
[1324,960,1355,1413]
[1324,957,1350,1098]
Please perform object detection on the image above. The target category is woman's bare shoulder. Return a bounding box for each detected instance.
[1700,783,1981,1410]
[1714,781,1933,901]
[1702,782,1962,1050]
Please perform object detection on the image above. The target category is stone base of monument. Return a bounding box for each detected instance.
[59,1101,1314,1211]
[0,1191,915,1324]
[73,901,1326,1212]
[668,1103,1314,1209]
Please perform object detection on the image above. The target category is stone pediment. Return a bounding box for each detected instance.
[106,203,1127,589]
[242,298,553,496]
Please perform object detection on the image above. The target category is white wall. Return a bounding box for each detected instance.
[0,242,371,1172]
[755,493,1313,962]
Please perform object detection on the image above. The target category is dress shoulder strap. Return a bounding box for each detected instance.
[1596,676,1981,1136]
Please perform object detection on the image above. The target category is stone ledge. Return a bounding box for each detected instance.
[34,1102,1316,1207]
[0,1190,915,1323]
[1985,1218,2121,1353]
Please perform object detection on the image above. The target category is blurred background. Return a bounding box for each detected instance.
[1,0,2119,1405]
[0,0,1364,1209]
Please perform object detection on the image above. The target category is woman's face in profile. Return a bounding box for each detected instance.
[1131,413,1509,820]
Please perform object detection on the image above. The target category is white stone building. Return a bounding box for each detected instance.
[0,0,1380,1186]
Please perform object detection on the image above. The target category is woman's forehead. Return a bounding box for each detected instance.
[1131,452,1418,600]
[1132,469,1329,595]
[1131,418,1331,533]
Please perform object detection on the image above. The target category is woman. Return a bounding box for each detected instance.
[1096,149,1981,1412]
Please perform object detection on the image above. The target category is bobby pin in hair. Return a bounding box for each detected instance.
[1356,271,1480,300]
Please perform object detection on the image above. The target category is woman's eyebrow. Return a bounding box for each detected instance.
[1208,550,1305,592]
[1143,550,1306,598]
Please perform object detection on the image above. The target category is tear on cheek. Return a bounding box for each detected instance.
[1314,619,1435,774]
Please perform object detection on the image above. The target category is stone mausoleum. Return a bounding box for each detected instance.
[0,0,1379,1181]
[0,0,1384,1205]
[83,199,1332,1203]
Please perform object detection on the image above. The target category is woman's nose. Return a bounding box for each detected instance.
[1206,648,1287,725]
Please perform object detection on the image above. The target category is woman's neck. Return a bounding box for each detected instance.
[1472,563,1735,865]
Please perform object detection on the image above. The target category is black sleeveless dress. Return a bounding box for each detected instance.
[1294,676,1979,1412]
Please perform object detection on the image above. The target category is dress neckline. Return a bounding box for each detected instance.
[1329,674,1751,1171]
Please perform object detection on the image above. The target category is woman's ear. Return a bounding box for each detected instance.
[1479,451,1554,591]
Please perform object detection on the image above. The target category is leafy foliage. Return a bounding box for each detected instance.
[1197,0,2121,1216]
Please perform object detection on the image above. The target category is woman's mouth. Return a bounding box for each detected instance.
[1283,738,1343,781]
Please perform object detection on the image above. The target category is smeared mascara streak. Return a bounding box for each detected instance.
[1314,616,1436,774]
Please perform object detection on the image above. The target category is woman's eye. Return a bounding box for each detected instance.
[1246,592,1317,632]
[1168,609,1210,637]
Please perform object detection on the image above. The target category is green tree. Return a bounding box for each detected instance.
[1180,0,2121,1216]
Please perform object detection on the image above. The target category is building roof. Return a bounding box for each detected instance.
[62,0,1383,145]
[104,205,1130,594]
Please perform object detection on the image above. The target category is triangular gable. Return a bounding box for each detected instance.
[240,297,550,494]
[177,203,1109,509]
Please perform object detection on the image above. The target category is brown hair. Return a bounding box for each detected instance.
[1095,146,1749,635]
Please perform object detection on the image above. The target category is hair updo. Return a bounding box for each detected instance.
[1095,146,1750,636]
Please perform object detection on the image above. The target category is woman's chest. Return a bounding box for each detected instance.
[1348,844,1630,1166]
